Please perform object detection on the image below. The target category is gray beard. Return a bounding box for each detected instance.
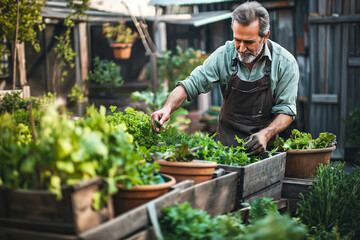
[237,42,264,64]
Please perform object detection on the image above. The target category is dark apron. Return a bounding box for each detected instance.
[216,41,275,148]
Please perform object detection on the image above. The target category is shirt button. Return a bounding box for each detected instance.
[259,110,262,113]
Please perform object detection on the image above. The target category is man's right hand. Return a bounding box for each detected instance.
[151,107,171,133]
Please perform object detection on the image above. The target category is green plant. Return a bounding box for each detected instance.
[68,83,84,103]
[241,197,278,223]
[86,57,124,86]
[102,21,138,44]
[158,46,207,91]
[0,0,46,52]
[160,201,307,240]
[274,129,336,151]
[297,163,360,239]
[107,106,160,149]
[150,144,200,163]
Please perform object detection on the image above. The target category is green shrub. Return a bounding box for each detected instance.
[297,163,360,239]
[87,57,123,86]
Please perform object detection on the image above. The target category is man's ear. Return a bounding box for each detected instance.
[263,30,270,43]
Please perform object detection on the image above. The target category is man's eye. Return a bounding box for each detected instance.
[244,41,254,45]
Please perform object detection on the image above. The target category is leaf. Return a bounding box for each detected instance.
[56,161,75,174]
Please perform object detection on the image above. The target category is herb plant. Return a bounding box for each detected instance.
[160,201,307,240]
[344,103,360,163]
[241,197,278,223]
[107,106,160,149]
[274,129,336,151]
[87,57,124,87]
[297,162,360,239]
[102,21,138,45]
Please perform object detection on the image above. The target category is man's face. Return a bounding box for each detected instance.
[233,19,268,64]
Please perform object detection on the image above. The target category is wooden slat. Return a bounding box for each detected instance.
[240,180,283,206]
[176,171,238,216]
[79,189,181,240]
[281,177,313,199]
[309,15,360,24]
[348,57,360,67]
[123,228,155,240]
[0,227,77,240]
[311,94,338,104]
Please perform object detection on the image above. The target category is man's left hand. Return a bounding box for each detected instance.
[243,133,268,156]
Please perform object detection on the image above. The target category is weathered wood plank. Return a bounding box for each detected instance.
[79,189,181,240]
[0,227,78,240]
[123,228,155,240]
[240,180,283,206]
[176,171,238,216]
[311,94,338,104]
[218,152,286,199]
[281,177,313,199]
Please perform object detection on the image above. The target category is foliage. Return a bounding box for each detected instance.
[274,129,336,151]
[150,131,263,166]
[344,103,360,163]
[0,0,46,52]
[86,57,123,87]
[107,106,160,149]
[135,161,163,186]
[297,162,360,239]
[53,0,89,83]
[102,21,138,44]
[0,113,32,188]
[0,104,146,210]
[150,144,200,163]
[158,46,207,91]
[160,201,307,240]
[68,83,84,103]
[241,197,278,223]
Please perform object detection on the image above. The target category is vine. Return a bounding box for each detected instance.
[52,0,89,90]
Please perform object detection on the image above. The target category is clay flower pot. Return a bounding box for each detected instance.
[112,174,176,215]
[285,145,336,178]
[111,43,132,59]
[155,159,218,184]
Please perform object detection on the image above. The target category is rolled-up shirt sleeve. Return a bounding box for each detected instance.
[272,59,299,117]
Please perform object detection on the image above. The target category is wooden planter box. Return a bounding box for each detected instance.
[0,178,113,235]
[217,152,286,209]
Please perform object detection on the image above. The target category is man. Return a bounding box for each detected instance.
[151,1,299,156]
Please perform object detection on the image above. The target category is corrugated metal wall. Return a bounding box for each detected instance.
[308,0,360,160]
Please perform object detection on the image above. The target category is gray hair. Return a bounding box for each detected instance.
[231,1,270,38]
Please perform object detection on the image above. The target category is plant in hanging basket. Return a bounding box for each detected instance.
[274,129,337,178]
[102,21,138,59]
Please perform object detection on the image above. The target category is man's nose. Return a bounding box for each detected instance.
[239,43,247,53]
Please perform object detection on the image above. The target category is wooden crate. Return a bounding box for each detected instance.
[218,152,286,209]
[0,227,78,240]
[239,180,283,207]
[0,178,113,235]
[281,177,313,215]
[176,171,238,216]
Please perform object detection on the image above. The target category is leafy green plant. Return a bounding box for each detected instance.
[274,129,336,151]
[68,83,84,103]
[86,57,124,86]
[0,0,46,52]
[160,201,307,240]
[107,106,160,149]
[150,144,200,163]
[158,46,207,91]
[102,21,138,45]
[241,197,278,223]
[297,162,360,239]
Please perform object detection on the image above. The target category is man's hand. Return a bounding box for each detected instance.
[244,133,268,156]
[151,107,171,133]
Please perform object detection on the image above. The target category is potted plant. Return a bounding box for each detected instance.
[86,57,124,87]
[102,21,138,59]
[113,160,176,215]
[274,129,337,178]
[150,142,218,184]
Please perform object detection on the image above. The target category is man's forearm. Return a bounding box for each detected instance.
[260,114,293,141]
[163,85,188,113]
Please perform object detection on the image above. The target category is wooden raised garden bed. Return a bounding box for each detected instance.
[0,178,113,235]
[217,152,287,209]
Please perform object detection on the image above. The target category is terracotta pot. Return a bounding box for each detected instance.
[285,146,336,178]
[156,159,218,184]
[113,174,176,215]
[111,43,132,59]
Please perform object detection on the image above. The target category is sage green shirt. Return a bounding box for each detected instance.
[176,39,299,116]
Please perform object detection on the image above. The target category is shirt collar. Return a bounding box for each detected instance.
[263,40,272,61]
